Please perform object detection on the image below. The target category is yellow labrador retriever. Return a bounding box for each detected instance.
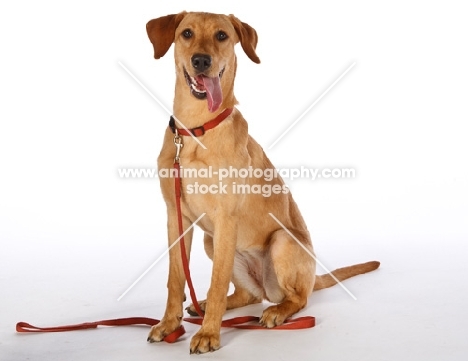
[146,11,379,354]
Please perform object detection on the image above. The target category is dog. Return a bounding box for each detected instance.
[145,11,379,354]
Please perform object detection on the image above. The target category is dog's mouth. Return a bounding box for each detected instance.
[184,68,225,113]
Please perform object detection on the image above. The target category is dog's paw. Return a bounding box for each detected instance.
[147,318,181,343]
[259,305,288,328]
[185,300,207,316]
[190,330,220,354]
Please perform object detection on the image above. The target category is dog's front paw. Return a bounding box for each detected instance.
[190,330,220,354]
[147,318,181,343]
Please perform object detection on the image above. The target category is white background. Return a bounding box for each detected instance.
[1,0,467,360]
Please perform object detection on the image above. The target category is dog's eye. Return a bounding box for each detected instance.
[182,29,193,39]
[216,31,228,41]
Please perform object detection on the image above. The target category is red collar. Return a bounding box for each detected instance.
[169,108,233,137]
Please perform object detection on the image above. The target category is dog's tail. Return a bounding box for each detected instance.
[313,261,380,291]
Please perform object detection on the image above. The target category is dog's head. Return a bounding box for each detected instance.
[147,12,260,113]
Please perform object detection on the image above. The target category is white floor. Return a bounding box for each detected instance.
[2,222,467,361]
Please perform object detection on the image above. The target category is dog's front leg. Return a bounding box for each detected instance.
[190,216,238,354]
[147,209,194,342]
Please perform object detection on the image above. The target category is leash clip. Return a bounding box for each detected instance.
[173,129,183,163]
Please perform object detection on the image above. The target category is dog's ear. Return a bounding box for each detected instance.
[146,12,186,59]
[228,15,260,64]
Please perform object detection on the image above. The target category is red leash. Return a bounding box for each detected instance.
[15,109,315,342]
[16,316,315,342]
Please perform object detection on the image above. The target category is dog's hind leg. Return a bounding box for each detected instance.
[186,284,262,316]
[260,229,316,328]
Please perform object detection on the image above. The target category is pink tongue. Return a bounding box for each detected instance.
[200,76,222,113]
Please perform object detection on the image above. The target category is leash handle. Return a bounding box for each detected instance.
[16,318,186,343]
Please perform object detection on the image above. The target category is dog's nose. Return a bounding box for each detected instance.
[191,53,212,72]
